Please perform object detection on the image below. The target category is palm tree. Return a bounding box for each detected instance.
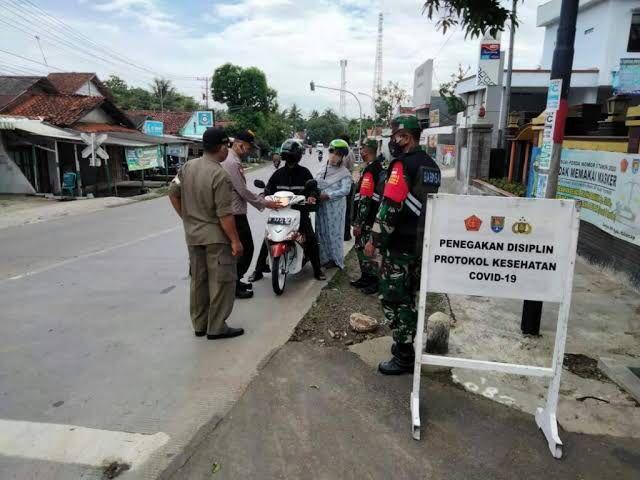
[150,78,176,111]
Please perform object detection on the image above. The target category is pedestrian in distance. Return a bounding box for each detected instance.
[315,138,353,269]
[221,130,280,299]
[351,139,385,294]
[364,115,441,374]
[168,127,246,340]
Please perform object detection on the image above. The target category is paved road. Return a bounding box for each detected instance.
[0,152,331,479]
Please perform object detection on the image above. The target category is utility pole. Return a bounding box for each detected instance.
[339,60,348,117]
[522,0,579,335]
[197,76,210,108]
[499,0,517,150]
[35,36,48,66]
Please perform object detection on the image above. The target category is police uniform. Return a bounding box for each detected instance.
[169,152,237,336]
[370,115,441,374]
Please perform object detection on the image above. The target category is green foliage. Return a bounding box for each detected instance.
[375,82,408,126]
[422,0,519,38]
[346,117,375,145]
[306,109,346,145]
[104,75,200,111]
[438,64,469,115]
[486,177,526,197]
[211,63,277,113]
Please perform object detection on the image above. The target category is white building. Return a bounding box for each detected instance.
[455,0,640,147]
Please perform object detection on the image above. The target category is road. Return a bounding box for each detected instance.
[0,152,330,479]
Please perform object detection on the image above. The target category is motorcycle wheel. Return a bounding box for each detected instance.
[271,255,287,295]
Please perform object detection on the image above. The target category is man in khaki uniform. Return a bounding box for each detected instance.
[168,127,245,340]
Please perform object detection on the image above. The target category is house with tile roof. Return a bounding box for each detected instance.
[0,76,58,112]
[46,72,113,99]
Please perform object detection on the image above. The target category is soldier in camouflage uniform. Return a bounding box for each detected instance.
[365,115,441,375]
[351,139,385,294]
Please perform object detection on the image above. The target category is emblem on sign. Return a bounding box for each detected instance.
[464,215,482,232]
[633,159,639,174]
[490,216,505,233]
[621,158,629,173]
[512,217,533,234]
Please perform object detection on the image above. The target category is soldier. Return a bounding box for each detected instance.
[365,115,441,374]
[168,127,245,340]
[351,139,385,294]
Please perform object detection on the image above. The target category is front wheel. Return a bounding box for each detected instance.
[271,255,287,295]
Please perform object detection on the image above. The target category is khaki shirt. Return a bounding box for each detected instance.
[221,149,265,215]
[169,154,233,245]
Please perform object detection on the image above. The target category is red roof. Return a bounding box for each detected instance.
[399,106,416,114]
[47,73,95,94]
[73,123,139,133]
[6,94,103,126]
[127,110,192,135]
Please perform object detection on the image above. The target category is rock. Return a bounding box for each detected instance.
[349,313,379,333]
[344,339,354,346]
[426,311,451,355]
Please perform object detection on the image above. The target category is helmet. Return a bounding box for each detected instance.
[390,114,420,135]
[329,138,349,157]
[280,138,304,163]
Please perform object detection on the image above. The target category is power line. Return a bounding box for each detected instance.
[0,48,63,71]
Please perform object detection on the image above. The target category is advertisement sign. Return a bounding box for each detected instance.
[476,33,501,87]
[197,111,213,127]
[166,144,188,157]
[413,59,433,110]
[615,58,640,95]
[429,109,440,127]
[532,79,563,198]
[558,149,640,246]
[440,144,456,167]
[125,146,162,171]
[143,120,164,137]
[424,194,575,302]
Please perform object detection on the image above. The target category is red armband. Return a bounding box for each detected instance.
[359,172,375,198]
[383,161,408,203]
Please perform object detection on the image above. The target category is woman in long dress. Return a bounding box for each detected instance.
[315,139,353,269]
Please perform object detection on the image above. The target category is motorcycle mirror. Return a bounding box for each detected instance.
[304,179,317,191]
[254,179,266,189]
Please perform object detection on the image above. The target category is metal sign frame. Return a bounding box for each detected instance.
[410,194,581,459]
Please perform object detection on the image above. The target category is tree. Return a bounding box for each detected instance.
[438,63,470,115]
[375,81,409,126]
[104,75,201,112]
[211,63,277,113]
[422,0,518,38]
[306,109,346,145]
[286,103,306,133]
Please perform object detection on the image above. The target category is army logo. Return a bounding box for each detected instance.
[464,215,482,232]
[633,159,640,174]
[491,216,505,233]
[512,217,533,234]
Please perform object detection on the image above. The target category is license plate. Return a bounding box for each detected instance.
[268,217,292,225]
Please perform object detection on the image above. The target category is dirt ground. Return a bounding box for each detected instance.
[290,249,449,348]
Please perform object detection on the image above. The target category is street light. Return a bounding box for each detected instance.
[309,80,363,144]
[357,91,375,119]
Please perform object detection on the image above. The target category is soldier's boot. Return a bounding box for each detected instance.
[350,274,369,288]
[360,276,379,295]
[378,342,415,375]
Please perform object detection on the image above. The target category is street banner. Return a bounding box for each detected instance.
[476,33,501,87]
[167,144,188,157]
[429,109,440,127]
[439,144,456,167]
[411,194,580,460]
[558,149,640,246]
[413,59,433,110]
[125,146,162,171]
[532,78,562,198]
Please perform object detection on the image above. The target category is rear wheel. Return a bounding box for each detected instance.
[271,255,287,295]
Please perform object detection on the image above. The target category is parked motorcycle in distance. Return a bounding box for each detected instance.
[253,179,317,295]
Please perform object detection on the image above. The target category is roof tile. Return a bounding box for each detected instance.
[6,94,103,126]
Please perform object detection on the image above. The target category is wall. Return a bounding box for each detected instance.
[0,133,35,194]
[78,108,111,123]
[75,80,104,97]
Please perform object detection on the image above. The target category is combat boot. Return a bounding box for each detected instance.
[360,276,379,295]
[350,275,369,288]
[378,343,415,375]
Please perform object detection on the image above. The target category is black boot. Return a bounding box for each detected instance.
[350,275,368,288]
[378,343,415,375]
[360,278,379,295]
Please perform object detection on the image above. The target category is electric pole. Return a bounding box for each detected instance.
[197,76,210,108]
[522,0,579,335]
[500,0,517,150]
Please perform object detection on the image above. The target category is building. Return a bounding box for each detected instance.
[46,72,113,99]
[0,76,57,112]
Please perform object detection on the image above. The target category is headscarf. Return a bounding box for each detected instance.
[316,157,351,188]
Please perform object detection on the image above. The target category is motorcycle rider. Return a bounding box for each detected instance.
[351,139,384,294]
[364,114,441,375]
[248,139,326,282]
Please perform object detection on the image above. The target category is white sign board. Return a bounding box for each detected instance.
[413,59,433,110]
[411,193,580,460]
[476,33,502,87]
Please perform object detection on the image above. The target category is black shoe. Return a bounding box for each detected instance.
[378,343,415,375]
[237,281,253,291]
[360,282,379,295]
[194,331,206,337]
[350,276,368,288]
[207,327,245,340]
[236,288,254,299]
[314,270,326,281]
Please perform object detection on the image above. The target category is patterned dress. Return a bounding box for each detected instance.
[316,176,352,268]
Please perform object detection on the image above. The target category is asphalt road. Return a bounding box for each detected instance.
[0,151,331,479]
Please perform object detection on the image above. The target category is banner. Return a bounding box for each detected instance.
[143,120,164,137]
[167,144,188,157]
[476,33,501,87]
[558,149,640,246]
[438,144,456,167]
[615,58,640,95]
[125,146,162,171]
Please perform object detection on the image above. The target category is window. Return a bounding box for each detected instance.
[628,13,640,52]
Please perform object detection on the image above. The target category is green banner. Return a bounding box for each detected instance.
[125,146,161,171]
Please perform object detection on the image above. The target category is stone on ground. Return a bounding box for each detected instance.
[349,313,379,333]
[426,311,451,355]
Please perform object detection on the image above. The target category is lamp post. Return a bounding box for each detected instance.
[357,91,375,120]
[310,81,363,144]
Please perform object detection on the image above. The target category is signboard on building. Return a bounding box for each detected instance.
[167,144,188,157]
[429,109,440,127]
[143,120,164,137]
[197,111,213,127]
[476,33,502,87]
[558,148,640,246]
[440,144,456,167]
[615,58,640,95]
[413,59,433,110]
[125,146,162,171]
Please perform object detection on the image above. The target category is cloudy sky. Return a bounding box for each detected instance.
[0,0,547,117]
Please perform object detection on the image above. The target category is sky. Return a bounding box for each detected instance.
[0,0,547,118]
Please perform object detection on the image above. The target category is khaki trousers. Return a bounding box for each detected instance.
[188,243,237,335]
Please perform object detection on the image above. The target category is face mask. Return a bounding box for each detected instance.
[388,139,404,157]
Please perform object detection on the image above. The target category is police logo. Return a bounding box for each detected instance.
[512,217,533,234]
[490,216,505,233]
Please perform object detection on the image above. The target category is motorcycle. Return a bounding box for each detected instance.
[317,150,323,162]
[254,179,317,295]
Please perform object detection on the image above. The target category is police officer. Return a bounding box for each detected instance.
[248,139,326,282]
[221,130,280,299]
[168,127,245,340]
[365,115,441,374]
[351,139,384,295]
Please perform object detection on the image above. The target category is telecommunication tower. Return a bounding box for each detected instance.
[372,12,383,101]
[339,59,347,117]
